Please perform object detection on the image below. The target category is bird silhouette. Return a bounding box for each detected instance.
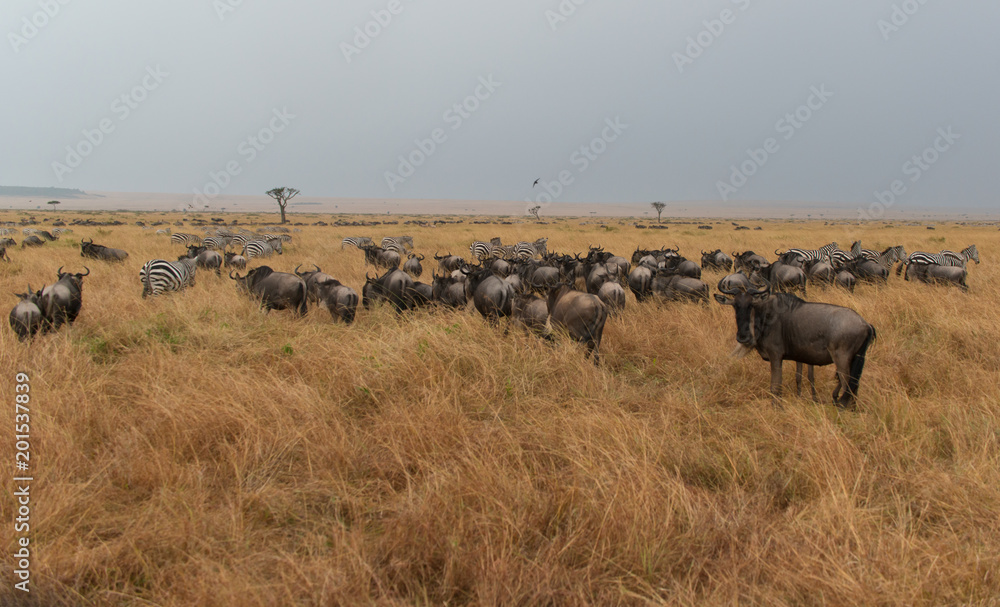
[532,178,540,188]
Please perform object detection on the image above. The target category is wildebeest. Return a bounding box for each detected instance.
[753,260,807,295]
[0,238,14,261]
[410,282,434,308]
[651,269,709,303]
[403,253,425,278]
[905,263,968,291]
[9,287,44,341]
[627,265,653,302]
[733,250,768,273]
[718,272,753,293]
[463,265,514,322]
[701,249,733,272]
[231,266,308,316]
[180,245,223,275]
[21,235,44,248]
[315,278,359,323]
[361,245,401,270]
[834,270,857,293]
[294,264,336,304]
[546,284,609,365]
[512,293,549,335]
[39,266,89,329]
[715,279,876,408]
[80,237,129,262]
[598,281,626,314]
[431,272,468,309]
[844,258,889,284]
[362,269,414,313]
[434,252,465,274]
[224,251,247,270]
[802,258,835,284]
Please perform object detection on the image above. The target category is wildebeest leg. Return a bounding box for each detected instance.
[770,358,783,400]
[831,351,853,407]
[808,365,817,402]
[795,362,804,396]
[586,339,600,366]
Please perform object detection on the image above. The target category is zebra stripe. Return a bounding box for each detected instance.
[342,236,373,250]
[140,258,197,297]
[785,242,839,263]
[942,245,979,266]
[243,240,279,259]
[469,241,495,260]
[171,233,202,246]
[202,236,230,250]
[381,236,413,253]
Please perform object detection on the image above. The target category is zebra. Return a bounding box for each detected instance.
[243,239,281,259]
[512,238,548,259]
[171,233,202,246]
[861,245,907,268]
[942,244,979,267]
[469,241,495,260]
[381,236,414,253]
[231,233,255,249]
[156,228,171,236]
[202,236,231,250]
[342,236,373,250]
[895,249,966,275]
[139,258,197,298]
[783,242,839,264]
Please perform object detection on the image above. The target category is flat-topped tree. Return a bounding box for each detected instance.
[266,187,300,224]
[528,205,541,221]
[651,201,666,223]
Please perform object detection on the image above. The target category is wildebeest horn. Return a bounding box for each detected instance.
[56,266,64,276]
[748,278,771,296]
[313,264,321,273]
[434,251,443,259]
[294,264,304,275]
[716,279,739,295]
[229,271,242,280]
[81,267,90,276]
[417,254,425,261]
[774,248,783,256]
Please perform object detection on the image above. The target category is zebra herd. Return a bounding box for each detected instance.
[469,237,548,261]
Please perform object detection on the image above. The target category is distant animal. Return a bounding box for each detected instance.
[904,263,968,292]
[21,235,44,248]
[179,245,223,275]
[403,253,425,278]
[170,233,202,246]
[223,251,247,270]
[431,272,468,309]
[80,237,129,262]
[715,279,876,408]
[532,178,540,187]
[341,236,374,250]
[242,239,282,259]
[294,264,336,303]
[231,266,308,316]
[434,252,465,274]
[380,236,414,253]
[469,241,496,261]
[363,269,414,313]
[315,279,359,324]
[701,249,733,271]
[0,238,14,261]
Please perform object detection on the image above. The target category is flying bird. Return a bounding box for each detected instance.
[532,178,540,188]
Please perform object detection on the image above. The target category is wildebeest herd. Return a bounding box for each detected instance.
[6,227,983,409]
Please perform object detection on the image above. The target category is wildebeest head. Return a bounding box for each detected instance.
[714,278,771,346]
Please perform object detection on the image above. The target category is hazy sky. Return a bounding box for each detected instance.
[2,1,997,209]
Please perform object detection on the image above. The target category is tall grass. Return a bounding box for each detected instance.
[1,213,998,605]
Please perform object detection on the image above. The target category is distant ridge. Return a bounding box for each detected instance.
[0,186,89,198]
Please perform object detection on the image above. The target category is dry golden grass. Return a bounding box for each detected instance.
[1,211,998,606]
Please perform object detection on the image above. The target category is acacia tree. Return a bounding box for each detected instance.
[266,187,300,224]
[528,205,541,221]
[651,201,666,223]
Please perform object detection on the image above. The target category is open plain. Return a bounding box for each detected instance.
[1,210,998,605]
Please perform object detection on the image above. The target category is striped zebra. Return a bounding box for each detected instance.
[381,236,414,253]
[231,233,255,249]
[511,238,548,259]
[342,236,373,250]
[942,244,979,267]
[469,241,495,260]
[202,236,231,250]
[895,249,967,275]
[861,245,907,267]
[243,239,281,259]
[784,242,839,264]
[170,232,202,246]
[139,258,197,298]
[493,244,516,259]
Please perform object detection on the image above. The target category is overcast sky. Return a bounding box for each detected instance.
[2,1,997,209]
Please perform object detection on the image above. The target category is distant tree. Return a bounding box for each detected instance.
[651,201,666,223]
[528,205,541,221]
[47,200,60,209]
[266,187,300,224]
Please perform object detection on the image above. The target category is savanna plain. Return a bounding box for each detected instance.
[1,211,998,606]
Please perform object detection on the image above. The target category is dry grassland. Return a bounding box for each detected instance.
[1,211,998,606]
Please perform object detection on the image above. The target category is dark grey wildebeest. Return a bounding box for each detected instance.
[315,278,359,324]
[403,253,425,278]
[224,251,247,271]
[512,293,549,336]
[80,238,129,262]
[905,263,968,292]
[294,264,336,304]
[463,265,514,323]
[362,269,414,313]
[627,265,653,302]
[21,235,44,248]
[434,252,465,274]
[39,267,89,330]
[231,266,307,316]
[180,245,223,275]
[715,279,876,408]
[651,269,709,303]
[0,238,14,261]
[546,284,609,365]
[9,287,44,341]
[597,281,626,314]
[431,272,468,309]
[701,249,733,272]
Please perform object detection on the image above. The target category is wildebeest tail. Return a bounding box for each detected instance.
[847,325,876,399]
[297,281,308,317]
